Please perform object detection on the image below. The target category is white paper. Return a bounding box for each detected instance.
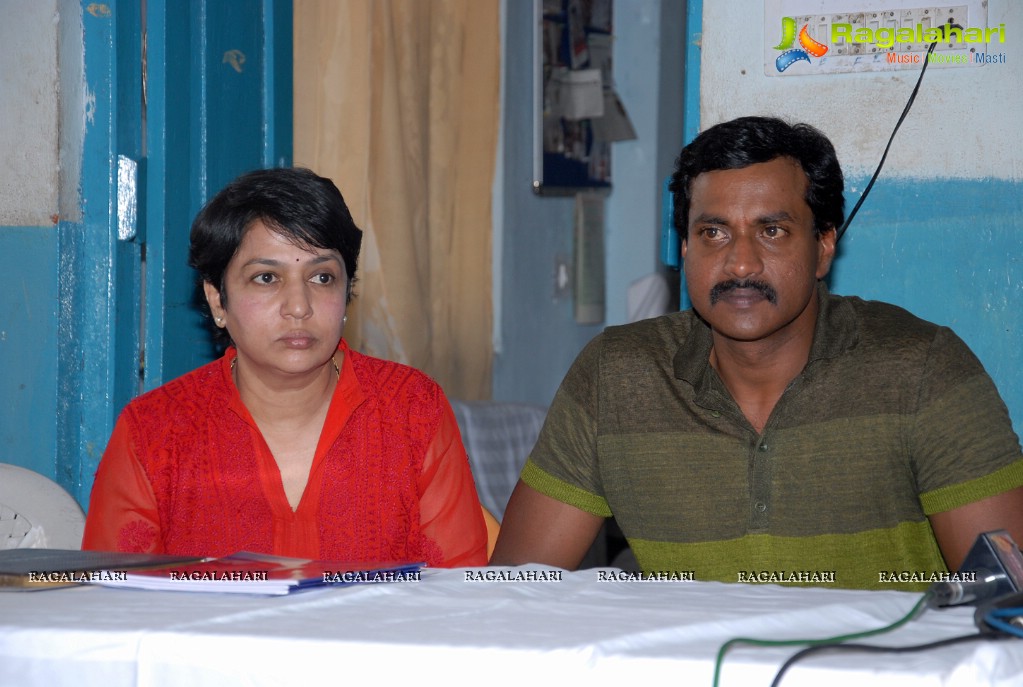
[591,90,637,142]
[627,273,670,323]
[554,69,605,121]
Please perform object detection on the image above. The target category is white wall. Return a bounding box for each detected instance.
[700,0,1022,180]
[0,0,59,225]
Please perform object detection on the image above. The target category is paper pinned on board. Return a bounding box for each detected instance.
[553,68,605,121]
[591,90,637,142]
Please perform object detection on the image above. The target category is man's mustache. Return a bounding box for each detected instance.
[709,279,777,305]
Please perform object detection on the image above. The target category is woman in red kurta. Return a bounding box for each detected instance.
[82,168,487,567]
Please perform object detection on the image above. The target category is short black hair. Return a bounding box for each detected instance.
[669,116,845,240]
[189,167,363,344]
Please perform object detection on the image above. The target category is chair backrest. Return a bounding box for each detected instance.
[451,400,547,520]
[0,464,86,549]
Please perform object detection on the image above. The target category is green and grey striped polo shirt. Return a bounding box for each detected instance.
[523,284,1023,590]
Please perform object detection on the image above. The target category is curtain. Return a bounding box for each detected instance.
[294,0,499,400]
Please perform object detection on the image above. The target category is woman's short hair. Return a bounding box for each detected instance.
[189,167,363,332]
[669,116,845,240]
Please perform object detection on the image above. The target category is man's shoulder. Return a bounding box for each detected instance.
[600,311,701,355]
[831,292,946,347]
[552,312,700,401]
[826,293,987,383]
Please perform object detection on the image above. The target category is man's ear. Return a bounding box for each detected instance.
[203,281,227,327]
[816,226,838,279]
[680,238,688,260]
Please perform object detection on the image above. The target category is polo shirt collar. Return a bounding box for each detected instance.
[673,280,860,387]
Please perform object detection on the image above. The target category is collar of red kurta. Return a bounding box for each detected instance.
[219,339,367,439]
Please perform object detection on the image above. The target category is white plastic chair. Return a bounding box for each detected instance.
[0,463,86,549]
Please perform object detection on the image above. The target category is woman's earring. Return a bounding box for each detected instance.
[343,315,348,325]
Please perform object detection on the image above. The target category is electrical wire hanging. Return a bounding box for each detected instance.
[836,25,958,241]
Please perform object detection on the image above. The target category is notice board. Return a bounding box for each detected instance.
[533,0,634,195]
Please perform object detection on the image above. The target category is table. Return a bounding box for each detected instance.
[2,566,1021,686]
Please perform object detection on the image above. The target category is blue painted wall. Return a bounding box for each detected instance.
[0,229,59,478]
[830,178,1023,434]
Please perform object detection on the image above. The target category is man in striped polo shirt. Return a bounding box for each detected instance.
[492,116,1023,590]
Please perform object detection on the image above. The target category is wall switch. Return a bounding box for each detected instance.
[553,254,571,301]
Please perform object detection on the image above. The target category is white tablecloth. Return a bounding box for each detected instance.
[1,566,1021,686]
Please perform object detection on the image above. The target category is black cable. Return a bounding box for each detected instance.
[712,593,930,687]
[836,25,960,242]
[769,632,988,687]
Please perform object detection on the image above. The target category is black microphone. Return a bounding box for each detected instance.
[928,530,1023,608]
[929,569,1012,607]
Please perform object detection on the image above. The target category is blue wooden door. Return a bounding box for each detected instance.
[145,0,293,387]
[59,0,292,506]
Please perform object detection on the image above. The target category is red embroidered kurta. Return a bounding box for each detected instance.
[82,341,488,567]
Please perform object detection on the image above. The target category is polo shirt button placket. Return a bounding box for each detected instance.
[750,436,771,530]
